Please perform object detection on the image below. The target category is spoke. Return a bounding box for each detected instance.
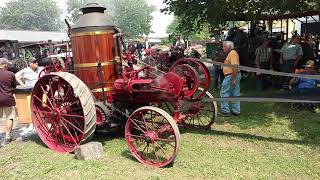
[142,143,149,159]
[141,112,149,132]
[48,80,56,107]
[61,113,84,119]
[60,119,79,145]
[62,87,71,105]
[33,94,53,111]
[57,78,61,108]
[38,110,51,115]
[58,125,68,148]
[34,111,53,142]
[61,117,85,134]
[154,141,170,160]
[154,137,175,142]
[130,134,146,140]
[152,142,160,162]
[40,85,55,109]
[130,118,147,134]
[196,114,205,126]
[70,117,83,132]
[70,122,80,143]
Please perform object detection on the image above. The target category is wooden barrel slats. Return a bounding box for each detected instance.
[71,31,116,96]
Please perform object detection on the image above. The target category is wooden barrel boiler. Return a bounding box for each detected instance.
[70,3,120,98]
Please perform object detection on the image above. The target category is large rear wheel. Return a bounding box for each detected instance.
[171,58,211,98]
[31,72,96,153]
[125,106,180,167]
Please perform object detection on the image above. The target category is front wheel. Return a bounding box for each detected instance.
[125,106,180,168]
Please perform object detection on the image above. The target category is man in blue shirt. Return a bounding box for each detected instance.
[289,60,319,94]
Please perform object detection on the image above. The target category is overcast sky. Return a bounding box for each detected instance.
[0,0,173,37]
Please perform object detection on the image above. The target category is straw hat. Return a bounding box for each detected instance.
[304,60,316,68]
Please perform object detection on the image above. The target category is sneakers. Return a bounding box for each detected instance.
[219,112,231,117]
[232,112,241,116]
[219,112,240,117]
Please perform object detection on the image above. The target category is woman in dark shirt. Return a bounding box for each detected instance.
[0,58,17,146]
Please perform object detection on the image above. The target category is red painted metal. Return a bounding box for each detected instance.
[31,2,217,168]
[125,106,180,168]
[171,58,211,99]
[171,64,200,97]
[31,74,87,152]
[181,88,217,130]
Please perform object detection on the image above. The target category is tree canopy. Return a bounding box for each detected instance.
[162,0,320,31]
[0,0,62,31]
[166,16,210,41]
[67,0,155,38]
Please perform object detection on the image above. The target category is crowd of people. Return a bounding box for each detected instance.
[0,57,43,147]
[214,33,320,116]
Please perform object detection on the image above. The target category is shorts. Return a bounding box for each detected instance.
[0,106,16,121]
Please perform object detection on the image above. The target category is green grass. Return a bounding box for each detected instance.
[1,79,320,179]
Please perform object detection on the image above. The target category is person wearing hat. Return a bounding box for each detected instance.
[15,57,44,88]
[289,60,319,93]
[0,58,17,146]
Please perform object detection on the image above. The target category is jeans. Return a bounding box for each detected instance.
[256,62,270,90]
[280,60,295,88]
[220,73,241,114]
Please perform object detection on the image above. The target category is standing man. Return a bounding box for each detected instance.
[298,34,315,69]
[220,41,241,116]
[255,39,273,90]
[15,57,43,88]
[0,58,17,146]
[280,35,303,89]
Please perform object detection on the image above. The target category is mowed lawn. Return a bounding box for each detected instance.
[1,79,320,179]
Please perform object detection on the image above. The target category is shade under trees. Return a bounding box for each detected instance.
[0,0,62,31]
[162,0,320,33]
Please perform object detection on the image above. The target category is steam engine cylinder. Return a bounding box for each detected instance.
[70,3,120,97]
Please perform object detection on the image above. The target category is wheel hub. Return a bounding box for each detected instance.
[145,131,158,142]
[189,104,200,114]
[52,108,62,120]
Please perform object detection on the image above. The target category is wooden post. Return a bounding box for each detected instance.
[305,16,308,36]
[286,19,289,41]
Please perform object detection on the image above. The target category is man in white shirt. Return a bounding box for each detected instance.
[175,36,186,50]
[15,57,44,88]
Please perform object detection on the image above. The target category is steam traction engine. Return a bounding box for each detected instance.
[30,3,217,167]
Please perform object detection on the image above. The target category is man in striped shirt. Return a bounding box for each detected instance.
[255,39,272,90]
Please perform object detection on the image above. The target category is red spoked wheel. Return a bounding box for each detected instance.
[125,106,180,168]
[38,65,62,79]
[38,58,64,78]
[181,88,217,130]
[171,64,199,97]
[171,58,210,99]
[31,72,96,153]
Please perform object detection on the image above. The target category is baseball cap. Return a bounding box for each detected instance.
[29,57,38,63]
[0,58,12,65]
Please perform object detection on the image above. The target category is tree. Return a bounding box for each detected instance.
[0,0,62,31]
[67,0,155,38]
[166,16,211,42]
[162,0,319,30]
